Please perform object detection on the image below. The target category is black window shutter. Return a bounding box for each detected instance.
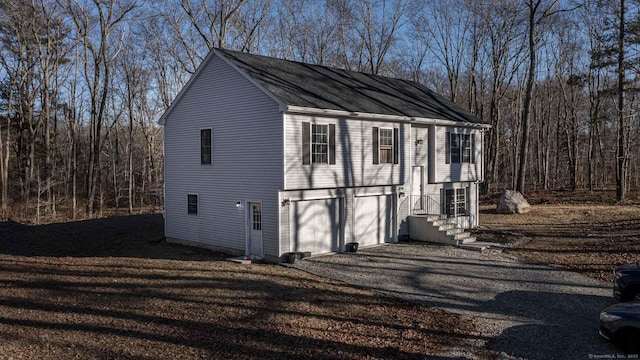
[372,127,379,164]
[302,122,311,165]
[329,124,336,165]
[471,133,475,164]
[393,128,399,164]
[445,131,450,164]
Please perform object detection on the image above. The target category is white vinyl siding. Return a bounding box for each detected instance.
[412,126,428,168]
[430,125,482,183]
[284,114,410,189]
[163,54,283,258]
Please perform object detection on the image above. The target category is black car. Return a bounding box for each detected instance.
[614,261,640,302]
[600,302,640,354]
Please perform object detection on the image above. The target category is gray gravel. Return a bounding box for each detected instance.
[291,242,622,360]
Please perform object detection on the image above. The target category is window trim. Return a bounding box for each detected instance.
[446,131,474,164]
[312,123,329,164]
[373,126,399,165]
[200,128,212,165]
[302,122,336,165]
[187,193,199,215]
[379,128,394,164]
[444,187,468,217]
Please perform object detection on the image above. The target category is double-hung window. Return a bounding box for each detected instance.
[379,128,393,163]
[372,126,399,164]
[446,132,474,164]
[450,133,461,163]
[302,122,336,165]
[444,188,467,217]
[312,124,329,164]
[201,129,212,165]
[462,134,472,163]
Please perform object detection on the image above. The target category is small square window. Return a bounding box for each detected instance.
[187,194,198,215]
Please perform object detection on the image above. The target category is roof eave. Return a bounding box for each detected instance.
[285,105,413,122]
[285,105,491,128]
[412,116,492,129]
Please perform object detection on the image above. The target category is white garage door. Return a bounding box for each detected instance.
[290,198,340,255]
[354,195,393,247]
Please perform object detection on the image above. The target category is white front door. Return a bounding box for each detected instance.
[412,166,424,211]
[249,202,263,256]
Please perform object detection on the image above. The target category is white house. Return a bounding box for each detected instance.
[159,48,490,263]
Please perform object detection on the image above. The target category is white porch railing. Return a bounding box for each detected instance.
[409,194,473,229]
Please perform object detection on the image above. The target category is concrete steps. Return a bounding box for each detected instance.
[409,214,490,250]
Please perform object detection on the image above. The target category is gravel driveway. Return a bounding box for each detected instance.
[291,242,622,359]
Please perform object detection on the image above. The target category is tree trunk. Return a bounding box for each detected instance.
[616,0,627,201]
[516,2,538,194]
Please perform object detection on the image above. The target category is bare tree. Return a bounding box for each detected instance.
[411,0,472,102]
[478,0,526,194]
[60,0,138,216]
[516,0,565,194]
[616,0,628,200]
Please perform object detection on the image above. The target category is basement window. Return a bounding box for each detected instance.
[444,188,467,217]
[187,194,198,215]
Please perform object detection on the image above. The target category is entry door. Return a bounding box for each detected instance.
[249,202,263,256]
[412,166,424,211]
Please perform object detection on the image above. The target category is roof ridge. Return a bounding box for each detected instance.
[215,47,421,86]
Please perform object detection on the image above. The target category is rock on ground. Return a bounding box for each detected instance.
[497,190,531,214]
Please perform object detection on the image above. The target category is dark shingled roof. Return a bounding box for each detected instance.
[216,48,484,124]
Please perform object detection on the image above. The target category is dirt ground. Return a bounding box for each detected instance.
[0,215,474,359]
[3,191,638,359]
[475,202,640,282]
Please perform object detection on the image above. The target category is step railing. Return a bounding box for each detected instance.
[410,194,473,230]
[410,195,441,216]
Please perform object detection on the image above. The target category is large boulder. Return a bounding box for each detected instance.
[497,190,531,214]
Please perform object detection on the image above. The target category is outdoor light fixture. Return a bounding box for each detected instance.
[281,199,290,206]
[236,201,243,208]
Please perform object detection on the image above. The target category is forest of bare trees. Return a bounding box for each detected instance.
[1,0,639,223]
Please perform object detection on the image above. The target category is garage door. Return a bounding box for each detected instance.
[354,195,393,247]
[290,198,340,255]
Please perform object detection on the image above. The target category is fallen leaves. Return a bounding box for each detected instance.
[0,215,476,359]
[477,204,640,282]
